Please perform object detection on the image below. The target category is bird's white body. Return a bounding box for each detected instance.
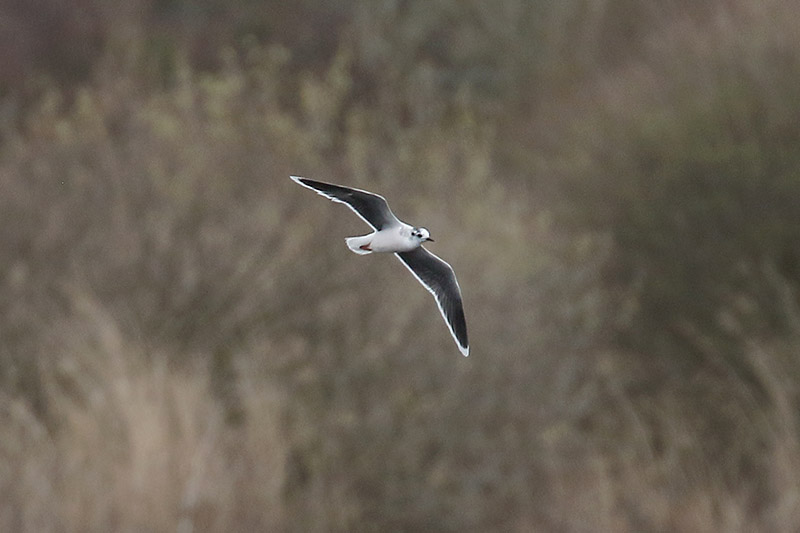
[345,224,421,255]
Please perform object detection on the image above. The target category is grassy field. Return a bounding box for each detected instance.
[2,0,800,530]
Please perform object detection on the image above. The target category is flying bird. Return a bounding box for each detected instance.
[290,176,469,356]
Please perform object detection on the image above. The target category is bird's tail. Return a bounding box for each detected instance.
[345,235,373,255]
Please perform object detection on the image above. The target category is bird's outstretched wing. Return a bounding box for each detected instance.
[395,247,469,356]
[291,176,401,230]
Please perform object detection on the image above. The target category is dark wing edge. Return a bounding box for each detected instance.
[290,176,399,230]
[395,247,470,356]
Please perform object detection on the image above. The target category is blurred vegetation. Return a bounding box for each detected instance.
[2,0,800,531]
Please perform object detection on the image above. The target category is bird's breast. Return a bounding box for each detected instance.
[369,229,419,253]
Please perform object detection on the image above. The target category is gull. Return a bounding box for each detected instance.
[290,176,469,356]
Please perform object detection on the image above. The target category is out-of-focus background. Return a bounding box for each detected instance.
[2,0,800,531]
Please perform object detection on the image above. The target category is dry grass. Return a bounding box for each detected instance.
[2,0,800,531]
[0,290,286,531]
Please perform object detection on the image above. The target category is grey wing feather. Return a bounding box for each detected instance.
[395,247,469,356]
[291,176,400,230]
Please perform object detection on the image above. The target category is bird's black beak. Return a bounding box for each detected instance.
[426,237,434,242]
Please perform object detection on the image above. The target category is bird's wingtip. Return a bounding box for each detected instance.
[460,345,470,357]
[290,175,304,182]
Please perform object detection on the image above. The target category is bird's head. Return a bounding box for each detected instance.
[412,227,434,242]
